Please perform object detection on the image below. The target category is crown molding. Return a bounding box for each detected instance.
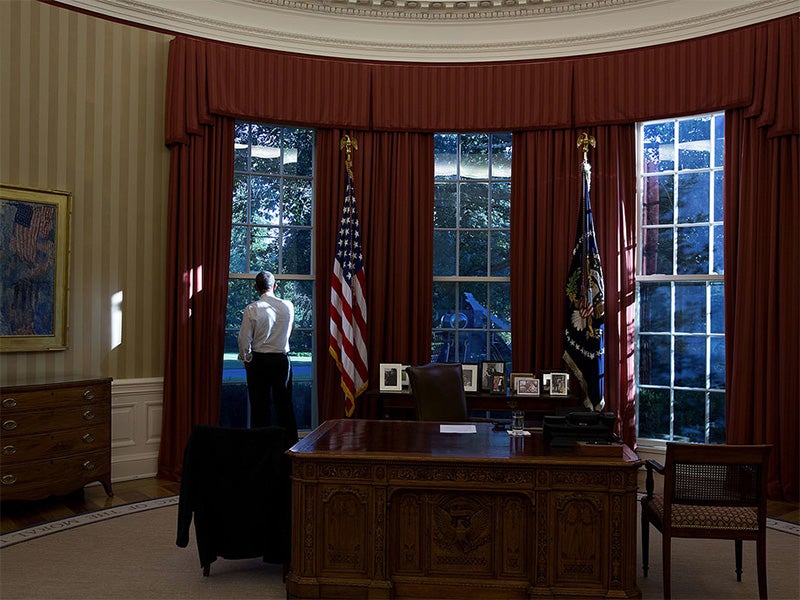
[54,0,799,62]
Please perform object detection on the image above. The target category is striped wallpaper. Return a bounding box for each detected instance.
[0,1,171,384]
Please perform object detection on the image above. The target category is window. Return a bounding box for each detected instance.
[636,113,725,443]
[223,122,316,430]
[431,133,512,369]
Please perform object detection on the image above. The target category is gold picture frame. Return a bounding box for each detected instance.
[1,184,71,352]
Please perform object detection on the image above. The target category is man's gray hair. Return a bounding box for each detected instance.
[255,270,275,291]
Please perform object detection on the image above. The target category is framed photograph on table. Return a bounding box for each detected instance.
[516,376,540,396]
[461,363,479,392]
[480,361,505,392]
[510,372,533,392]
[379,363,403,392]
[400,365,410,388]
[1,184,71,352]
[550,372,570,396]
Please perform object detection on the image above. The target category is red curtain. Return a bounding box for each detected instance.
[511,125,637,447]
[314,129,435,421]
[157,116,234,481]
[724,14,799,501]
[160,16,799,499]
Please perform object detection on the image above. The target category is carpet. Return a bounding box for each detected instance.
[0,497,798,599]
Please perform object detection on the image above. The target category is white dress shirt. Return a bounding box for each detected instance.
[237,291,294,362]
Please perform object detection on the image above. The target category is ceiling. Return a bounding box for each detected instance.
[57,0,797,62]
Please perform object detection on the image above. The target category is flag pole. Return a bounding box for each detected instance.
[340,134,358,174]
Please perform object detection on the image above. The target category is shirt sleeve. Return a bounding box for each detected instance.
[237,305,254,362]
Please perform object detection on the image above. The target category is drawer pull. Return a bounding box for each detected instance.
[2,445,16,456]
[82,460,96,471]
[2,398,17,408]
[83,410,95,421]
[83,433,96,443]
[2,420,18,431]
[84,388,95,401]
[1,474,17,485]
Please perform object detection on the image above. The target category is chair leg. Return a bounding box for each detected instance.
[203,564,210,577]
[662,535,671,600]
[735,539,743,582]
[641,512,650,577]
[757,539,768,600]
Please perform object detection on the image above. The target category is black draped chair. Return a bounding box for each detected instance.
[176,425,294,576]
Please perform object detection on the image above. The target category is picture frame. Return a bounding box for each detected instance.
[491,373,507,394]
[515,376,540,396]
[461,363,479,393]
[1,184,71,352]
[550,372,570,396]
[480,361,505,392]
[379,363,403,392]
[400,364,410,388]
[509,372,534,392]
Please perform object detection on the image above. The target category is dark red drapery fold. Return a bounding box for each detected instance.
[160,16,798,499]
[314,129,435,421]
[723,12,799,502]
[157,116,234,481]
[511,125,637,447]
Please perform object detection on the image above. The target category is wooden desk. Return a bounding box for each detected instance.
[367,389,582,424]
[286,419,641,599]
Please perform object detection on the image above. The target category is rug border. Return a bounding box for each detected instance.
[0,495,179,549]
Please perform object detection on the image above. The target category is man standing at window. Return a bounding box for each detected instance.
[237,271,298,442]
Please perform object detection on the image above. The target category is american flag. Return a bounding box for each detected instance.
[9,202,55,264]
[329,161,368,417]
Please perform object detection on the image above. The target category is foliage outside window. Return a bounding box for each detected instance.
[636,113,726,444]
[432,133,512,371]
[223,122,316,429]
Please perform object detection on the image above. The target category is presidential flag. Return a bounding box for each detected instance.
[329,148,368,417]
[563,159,606,411]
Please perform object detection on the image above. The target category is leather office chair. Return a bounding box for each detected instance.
[640,442,772,599]
[176,425,294,576]
[406,362,469,422]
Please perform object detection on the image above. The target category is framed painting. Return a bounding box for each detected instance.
[0,184,71,352]
[379,363,403,392]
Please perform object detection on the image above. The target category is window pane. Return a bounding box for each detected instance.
[282,228,312,274]
[639,282,671,332]
[250,175,280,225]
[638,335,671,386]
[640,227,674,275]
[678,116,711,170]
[433,230,456,276]
[282,128,314,177]
[677,172,710,223]
[676,226,709,274]
[489,282,511,330]
[709,337,725,389]
[713,170,724,221]
[490,181,511,228]
[229,226,247,272]
[249,226,279,272]
[460,133,489,180]
[283,280,314,329]
[234,122,250,172]
[674,336,706,388]
[282,179,312,226]
[712,224,724,274]
[460,182,489,228]
[708,391,726,443]
[434,133,458,180]
[226,279,253,330]
[710,282,724,333]
[643,121,675,173]
[674,389,706,442]
[674,283,705,333]
[642,175,674,225]
[490,230,510,277]
[637,387,670,439]
[232,174,248,223]
[250,124,282,174]
[434,182,457,228]
[491,133,512,178]
[461,282,488,328]
[433,281,457,329]
[459,230,488,277]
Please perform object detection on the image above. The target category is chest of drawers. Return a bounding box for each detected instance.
[0,376,113,501]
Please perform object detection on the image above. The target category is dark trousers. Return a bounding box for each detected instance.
[244,352,298,443]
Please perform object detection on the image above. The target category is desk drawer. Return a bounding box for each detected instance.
[0,425,110,466]
[0,449,110,500]
[1,407,109,437]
